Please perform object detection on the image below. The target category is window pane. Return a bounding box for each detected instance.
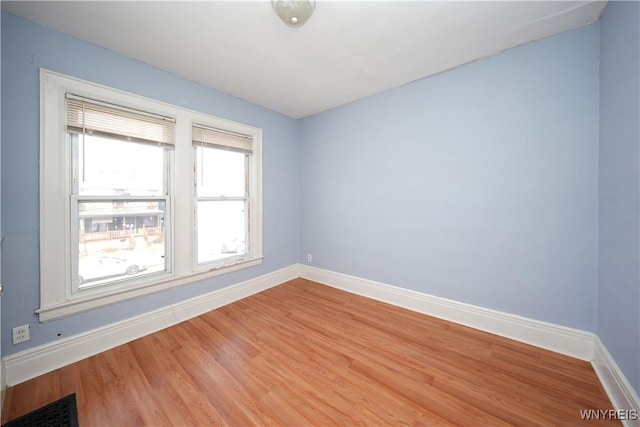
[78,200,166,288]
[77,134,164,196]
[197,200,246,264]
[196,147,246,197]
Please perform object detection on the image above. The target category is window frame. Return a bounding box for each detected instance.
[38,69,263,322]
[192,127,253,267]
[68,112,173,294]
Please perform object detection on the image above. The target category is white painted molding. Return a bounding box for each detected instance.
[6,260,639,426]
[3,264,300,386]
[299,264,595,361]
[38,69,265,322]
[299,265,640,420]
[592,336,640,426]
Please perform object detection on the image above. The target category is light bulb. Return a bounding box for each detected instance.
[272,0,315,27]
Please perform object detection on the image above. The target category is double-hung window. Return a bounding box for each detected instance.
[67,95,173,291]
[39,70,262,321]
[193,125,252,266]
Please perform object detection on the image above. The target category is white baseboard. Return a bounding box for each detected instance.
[299,264,595,361]
[592,337,640,427]
[5,261,639,424]
[300,265,640,419]
[3,264,300,386]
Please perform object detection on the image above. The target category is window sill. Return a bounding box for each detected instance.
[36,256,263,322]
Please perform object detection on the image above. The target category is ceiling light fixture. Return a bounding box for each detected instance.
[272,0,315,27]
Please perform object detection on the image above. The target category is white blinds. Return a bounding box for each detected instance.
[66,94,176,147]
[192,124,253,153]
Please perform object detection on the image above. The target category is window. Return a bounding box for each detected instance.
[68,96,173,291]
[39,70,262,321]
[193,125,253,265]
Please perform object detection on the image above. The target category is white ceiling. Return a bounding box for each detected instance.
[2,1,607,119]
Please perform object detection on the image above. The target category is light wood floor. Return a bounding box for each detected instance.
[3,278,618,426]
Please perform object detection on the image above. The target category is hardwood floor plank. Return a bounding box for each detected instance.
[294,333,452,426]
[2,278,620,426]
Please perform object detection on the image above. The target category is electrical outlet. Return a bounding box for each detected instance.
[307,253,313,263]
[12,324,30,344]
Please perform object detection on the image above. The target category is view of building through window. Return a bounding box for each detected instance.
[77,200,166,287]
[40,71,262,319]
[74,134,167,288]
[74,134,250,288]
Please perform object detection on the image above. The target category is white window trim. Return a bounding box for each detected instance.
[38,69,263,322]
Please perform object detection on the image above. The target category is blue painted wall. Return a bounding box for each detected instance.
[598,1,640,395]
[300,24,600,332]
[0,12,300,355]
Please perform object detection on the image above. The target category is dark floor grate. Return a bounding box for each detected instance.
[3,394,78,427]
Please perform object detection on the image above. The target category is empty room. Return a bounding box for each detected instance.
[1,0,639,425]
